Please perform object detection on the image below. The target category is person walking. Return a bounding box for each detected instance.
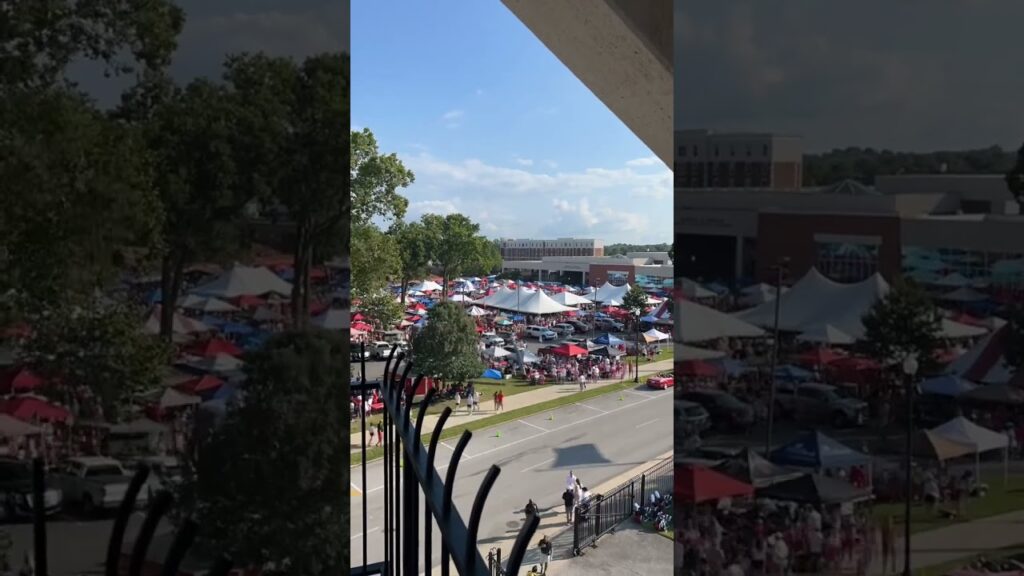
[562,487,575,525]
[538,535,552,574]
[525,498,539,522]
[375,421,383,447]
[497,390,505,411]
[454,389,461,412]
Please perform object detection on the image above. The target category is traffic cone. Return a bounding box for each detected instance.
[495,430,501,438]
[547,414,554,421]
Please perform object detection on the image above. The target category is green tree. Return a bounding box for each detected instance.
[411,301,483,386]
[355,291,404,332]
[622,284,650,332]
[0,89,163,304]
[25,303,171,421]
[1007,142,1024,204]
[421,213,495,300]
[350,224,401,298]
[143,78,252,340]
[394,220,434,305]
[351,129,413,228]
[860,279,941,374]
[187,331,347,574]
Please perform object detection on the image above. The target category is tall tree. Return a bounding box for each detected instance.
[860,279,941,374]
[355,291,404,333]
[394,220,433,306]
[622,284,650,332]
[421,213,495,300]
[350,224,401,299]
[411,302,483,386]
[144,79,250,340]
[25,303,171,421]
[186,331,347,574]
[351,129,413,228]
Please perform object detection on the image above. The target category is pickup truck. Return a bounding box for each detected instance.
[774,382,868,428]
[54,457,146,515]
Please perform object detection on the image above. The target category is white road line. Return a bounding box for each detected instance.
[350,526,379,540]
[575,402,607,414]
[440,441,458,452]
[626,390,651,398]
[636,418,659,429]
[351,482,363,493]
[354,390,671,488]
[520,457,555,473]
[518,419,548,432]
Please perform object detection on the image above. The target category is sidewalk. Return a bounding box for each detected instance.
[868,509,1024,575]
[350,358,674,453]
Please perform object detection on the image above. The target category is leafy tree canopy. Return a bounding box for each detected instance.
[622,284,650,318]
[411,301,483,385]
[187,331,348,574]
[860,279,941,375]
[421,213,498,299]
[351,128,412,228]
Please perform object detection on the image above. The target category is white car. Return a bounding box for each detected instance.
[551,323,575,336]
[54,457,146,515]
[525,325,557,342]
[483,334,506,347]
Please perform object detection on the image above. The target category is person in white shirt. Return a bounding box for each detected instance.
[566,470,576,492]
[807,529,824,572]
[808,507,822,532]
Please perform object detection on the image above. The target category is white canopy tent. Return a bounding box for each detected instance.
[735,268,888,340]
[495,289,577,315]
[739,283,789,307]
[482,346,512,359]
[553,291,593,307]
[143,306,212,336]
[939,318,988,339]
[178,295,239,313]
[466,306,490,317]
[796,324,856,346]
[588,282,631,304]
[410,280,444,293]
[190,264,292,299]
[681,278,716,299]
[642,328,670,342]
[933,272,971,288]
[940,287,989,303]
[448,294,472,302]
[677,344,727,361]
[928,416,1009,482]
[679,299,765,343]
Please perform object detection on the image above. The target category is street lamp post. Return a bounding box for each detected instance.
[635,310,641,384]
[902,353,919,576]
[764,257,789,456]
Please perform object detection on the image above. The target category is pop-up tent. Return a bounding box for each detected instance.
[769,430,870,472]
[552,291,593,307]
[679,299,765,343]
[676,464,754,504]
[928,416,1009,481]
[643,328,670,343]
[714,448,805,488]
[757,473,873,505]
[677,344,726,361]
[919,375,978,398]
[481,368,503,380]
[190,264,293,298]
[593,333,624,346]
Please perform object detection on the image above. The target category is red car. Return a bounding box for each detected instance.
[646,372,674,389]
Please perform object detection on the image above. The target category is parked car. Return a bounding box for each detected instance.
[567,320,591,333]
[563,337,590,348]
[679,390,755,431]
[0,458,62,520]
[676,400,711,436]
[551,323,575,336]
[594,317,624,331]
[139,456,183,500]
[350,346,372,361]
[775,382,868,428]
[647,371,674,389]
[54,457,145,515]
[525,325,557,342]
[371,341,396,360]
[482,333,506,347]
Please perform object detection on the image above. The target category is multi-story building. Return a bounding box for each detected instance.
[675,129,803,189]
[498,238,604,261]
[500,254,673,289]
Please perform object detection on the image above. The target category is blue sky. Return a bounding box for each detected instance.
[352,1,671,244]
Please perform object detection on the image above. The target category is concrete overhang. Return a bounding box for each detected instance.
[501,0,672,167]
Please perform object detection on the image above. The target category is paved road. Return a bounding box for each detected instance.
[349,382,673,571]
[4,512,157,576]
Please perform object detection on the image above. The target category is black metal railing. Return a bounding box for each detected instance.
[351,343,539,576]
[28,458,233,576]
[571,457,672,555]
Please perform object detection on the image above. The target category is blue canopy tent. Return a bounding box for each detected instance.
[481,368,503,380]
[200,315,227,328]
[769,430,870,472]
[593,333,624,346]
[512,315,525,322]
[919,375,978,397]
[640,314,659,324]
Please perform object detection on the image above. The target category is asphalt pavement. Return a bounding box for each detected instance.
[349,382,673,571]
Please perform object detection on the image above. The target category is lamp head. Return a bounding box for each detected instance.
[902,354,919,376]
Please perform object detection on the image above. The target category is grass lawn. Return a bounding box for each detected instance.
[639,348,673,364]
[352,374,655,465]
[872,474,1024,534]
[659,530,674,541]
[913,545,1024,576]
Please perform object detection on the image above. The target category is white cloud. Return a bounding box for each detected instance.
[441,110,464,121]
[514,158,534,166]
[625,156,660,167]
[544,160,559,169]
[409,199,459,217]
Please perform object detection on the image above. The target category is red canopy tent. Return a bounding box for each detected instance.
[176,375,225,395]
[676,464,754,504]
[549,344,589,357]
[0,368,45,394]
[793,348,846,368]
[352,313,366,322]
[678,360,722,378]
[188,338,243,358]
[352,321,373,332]
[1,397,71,424]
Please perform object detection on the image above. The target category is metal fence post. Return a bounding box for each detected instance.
[640,473,647,509]
[32,458,47,576]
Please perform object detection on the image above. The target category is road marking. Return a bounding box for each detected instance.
[350,526,379,540]
[520,457,555,473]
[636,418,659,429]
[575,402,607,414]
[351,482,363,497]
[518,419,548,432]
[440,441,458,452]
[626,390,651,398]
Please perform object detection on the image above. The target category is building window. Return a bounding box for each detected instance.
[816,242,879,282]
